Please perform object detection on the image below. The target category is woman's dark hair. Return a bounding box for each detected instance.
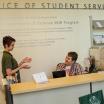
[68,52,78,62]
[3,36,16,48]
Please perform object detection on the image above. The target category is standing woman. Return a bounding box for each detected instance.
[1,36,32,104]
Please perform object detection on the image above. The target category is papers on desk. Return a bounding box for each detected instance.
[32,72,48,84]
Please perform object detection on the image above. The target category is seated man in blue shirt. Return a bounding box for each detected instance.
[56,51,84,76]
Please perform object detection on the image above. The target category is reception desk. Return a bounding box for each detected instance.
[11,73,104,104]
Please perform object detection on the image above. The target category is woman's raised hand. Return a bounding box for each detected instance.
[22,57,32,63]
[20,64,31,69]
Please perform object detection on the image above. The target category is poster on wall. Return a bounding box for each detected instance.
[92,20,104,46]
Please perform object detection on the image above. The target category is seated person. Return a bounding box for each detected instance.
[56,51,84,76]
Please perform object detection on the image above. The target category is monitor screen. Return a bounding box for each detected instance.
[52,70,66,78]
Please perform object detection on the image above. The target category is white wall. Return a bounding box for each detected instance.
[0,0,104,82]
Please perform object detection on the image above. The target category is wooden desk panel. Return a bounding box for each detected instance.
[11,73,104,94]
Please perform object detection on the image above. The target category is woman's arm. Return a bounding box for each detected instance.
[18,57,32,67]
[56,63,66,71]
[6,64,31,76]
[6,68,20,76]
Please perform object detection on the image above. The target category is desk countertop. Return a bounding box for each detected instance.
[11,72,104,95]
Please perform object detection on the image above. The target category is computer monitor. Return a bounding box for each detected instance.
[52,70,66,78]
